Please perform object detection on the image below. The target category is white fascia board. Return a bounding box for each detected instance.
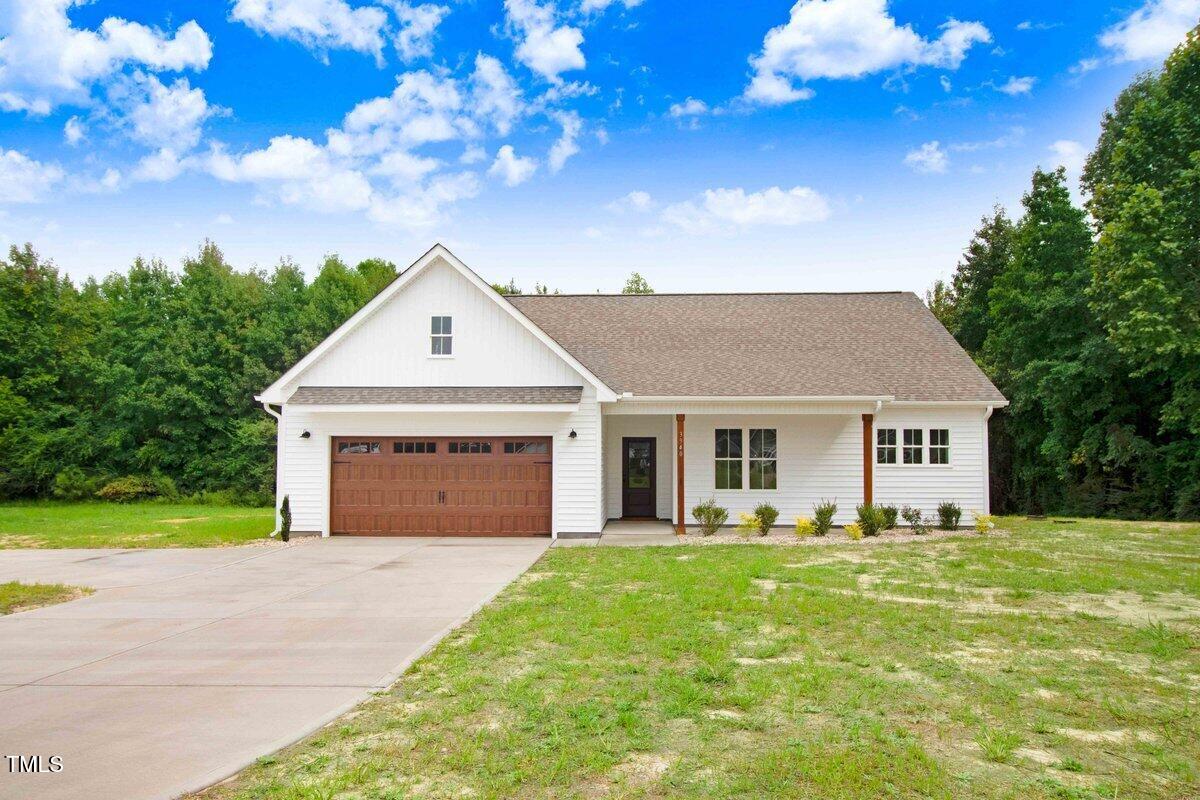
[259,244,617,404]
[285,403,580,414]
[885,400,1009,408]
[617,395,896,403]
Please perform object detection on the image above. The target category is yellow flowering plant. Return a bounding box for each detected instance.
[794,516,815,537]
[736,513,760,537]
[973,512,996,534]
[845,522,864,540]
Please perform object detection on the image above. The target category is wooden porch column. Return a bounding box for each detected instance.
[676,414,685,534]
[862,413,874,505]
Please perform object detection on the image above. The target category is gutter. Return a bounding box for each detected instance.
[258,398,283,537]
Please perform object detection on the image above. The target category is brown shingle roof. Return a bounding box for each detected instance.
[507,292,1005,402]
[289,386,583,404]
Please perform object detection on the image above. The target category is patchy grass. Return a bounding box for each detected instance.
[0,581,90,614]
[0,502,273,548]
[198,517,1200,800]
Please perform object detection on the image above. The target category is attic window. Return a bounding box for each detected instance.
[431,316,452,355]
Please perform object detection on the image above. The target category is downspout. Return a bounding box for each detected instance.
[983,405,995,516]
[260,401,283,537]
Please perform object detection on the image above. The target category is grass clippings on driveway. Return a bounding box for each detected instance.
[0,502,274,548]
[198,517,1200,800]
[0,581,91,614]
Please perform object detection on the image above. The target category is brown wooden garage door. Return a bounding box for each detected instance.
[330,436,552,535]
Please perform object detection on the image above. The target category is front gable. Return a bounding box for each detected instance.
[259,245,615,404]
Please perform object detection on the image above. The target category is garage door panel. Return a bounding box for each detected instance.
[331,437,551,536]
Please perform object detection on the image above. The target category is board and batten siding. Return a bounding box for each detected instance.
[280,388,603,535]
[679,407,989,527]
[280,258,582,395]
[602,414,674,519]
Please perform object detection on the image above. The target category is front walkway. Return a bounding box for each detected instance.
[556,519,680,547]
[0,537,549,800]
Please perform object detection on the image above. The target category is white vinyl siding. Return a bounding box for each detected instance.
[874,407,988,523]
[683,414,861,527]
[279,386,603,535]
[282,259,582,394]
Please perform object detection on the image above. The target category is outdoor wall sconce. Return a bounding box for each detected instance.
[569,429,577,439]
[300,430,311,439]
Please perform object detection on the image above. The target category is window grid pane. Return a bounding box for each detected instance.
[749,428,777,489]
[876,428,897,464]
[929,429,950,464]
[715,429,743,489]
[902,428,923,464]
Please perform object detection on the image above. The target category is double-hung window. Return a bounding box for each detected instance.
[929,429,950,464]
[749,428,777,490]
[902,429,923,464]
[430,315,452,355]
[876,428,897,464]
[715,429,742,490]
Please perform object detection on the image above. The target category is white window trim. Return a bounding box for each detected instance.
[748,427,779,491]
[714,427,743,490]
[712,427,780,491]
[877,426,954,469]
[429,314,453,359]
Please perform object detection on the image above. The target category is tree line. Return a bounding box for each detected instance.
[928,28,1199,519]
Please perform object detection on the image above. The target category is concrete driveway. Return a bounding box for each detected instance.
[0,537,549,800]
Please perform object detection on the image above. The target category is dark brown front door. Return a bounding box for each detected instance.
[330,436,552,535]
[622,437,656,518]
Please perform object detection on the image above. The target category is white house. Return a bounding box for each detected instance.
[256,244,1007,537]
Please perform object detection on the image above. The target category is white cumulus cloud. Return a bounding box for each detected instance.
[744,0,990,106]
[63,116,86,145]
[606,190,654,213]
[0,149,65,203]
[1048,139,1087,179]
[662,186,830,234]
[994,75,1036,95]
[547,109,581,171]
[668,97,709,117]
[470,53,524,135]
[504,0,585,84]
[230,0,389,64]
[1099,0,1200,62]
[488,144,537,186]
[108,72,217,151]
[0,0,211,114]
[904,141,948,173]
[390,1,450,62]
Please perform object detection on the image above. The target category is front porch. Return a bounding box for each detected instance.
[601,401,884,532]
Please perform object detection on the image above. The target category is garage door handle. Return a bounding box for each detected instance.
[438,490,445,504]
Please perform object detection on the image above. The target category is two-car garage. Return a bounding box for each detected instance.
[329,436,553,536]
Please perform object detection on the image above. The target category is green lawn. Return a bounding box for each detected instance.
[0,581,90,614]
[198,517,1200,800]
[0,502,274,548]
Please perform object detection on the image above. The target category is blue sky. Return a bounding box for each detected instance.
[1,0,1196,293]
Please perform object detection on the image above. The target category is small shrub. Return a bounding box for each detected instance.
[880,504,898,530]
[753,502,779,535]
[937,501,962,530]
[280,495,291,542]
[52,467,104,501]
[812,500,837,536]
[855,503,886,537]
[972,511,995,533]
[97,474,178,503]
[691,498,729,535]
[901,505,928,535]
[736,513,760,537]
[844,522,863,541]
[794,516,815,537]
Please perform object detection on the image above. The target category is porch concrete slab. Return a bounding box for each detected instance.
[0,535,549,800]
[598,519,680,546]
